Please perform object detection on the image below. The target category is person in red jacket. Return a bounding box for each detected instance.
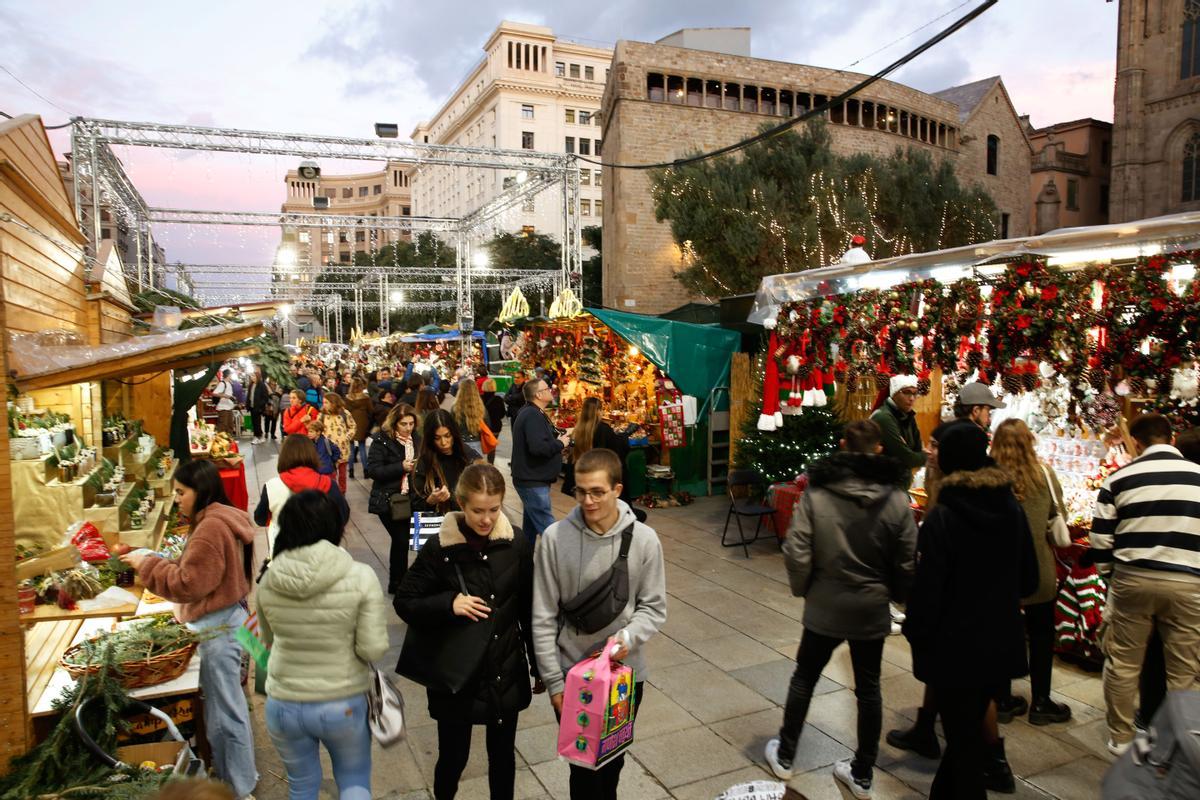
[120,460,258,799]
[282,389,317,436]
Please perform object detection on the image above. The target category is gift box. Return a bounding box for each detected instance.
[767,476,808,541]
[557,638,637,770]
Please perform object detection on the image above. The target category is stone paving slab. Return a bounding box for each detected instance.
[239,437,1111,799]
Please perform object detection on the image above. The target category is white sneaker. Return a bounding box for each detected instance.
[250,438,260,445]
[889,603,906,624]
[1107,738,1131,758]
[890,621,902,636]
[833,758,872,799]
[764,737,793,780]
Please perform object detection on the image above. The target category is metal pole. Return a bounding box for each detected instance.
[88,134,102,263]
[378,274,385,337]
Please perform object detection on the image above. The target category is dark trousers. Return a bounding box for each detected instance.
[434,716,518,800]
[1139,626,1166,723]
[931,684,996,800]
[250,411,264,438]
[377,514,411,590]
[349,440,369,474]
[1025,600,1056,700]
[778,630,883,779]
[557,682,645,800]
[263,413,278,439]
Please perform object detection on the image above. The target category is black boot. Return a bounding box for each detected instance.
[984,737,1016,794]
[995,695,1028,724]
[886,708,941,759]
[1029,697,1072,726]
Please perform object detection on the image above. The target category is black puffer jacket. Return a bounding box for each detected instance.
[394,512,537,723]
[366,432,419,510]
[904,466,1038,688]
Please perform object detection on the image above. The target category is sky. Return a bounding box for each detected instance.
[0,0,1119,278]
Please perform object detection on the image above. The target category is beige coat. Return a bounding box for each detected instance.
[1016,464,1064,605]
[321,410,357,465]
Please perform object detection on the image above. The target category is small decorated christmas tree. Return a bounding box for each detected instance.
[734,398,842,484]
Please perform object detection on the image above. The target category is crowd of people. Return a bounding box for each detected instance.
[144,356,1200,800]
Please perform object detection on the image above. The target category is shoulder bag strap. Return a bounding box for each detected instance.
[453,563,470,596]
[617,523,635,560]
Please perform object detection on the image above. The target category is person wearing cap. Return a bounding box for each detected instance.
[903,424,1038,800]
[869,375,926,488]
[922,382,1007,509]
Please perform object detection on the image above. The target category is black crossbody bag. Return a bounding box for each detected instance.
[560,524,635,634]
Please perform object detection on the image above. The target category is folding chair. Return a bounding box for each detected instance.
[721,469,778,558]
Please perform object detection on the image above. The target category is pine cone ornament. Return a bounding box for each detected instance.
[1022,372,1038,392]
[966,349,983,370]
[1129,376,1147,397]
[1086,367,1107,391]
[874,371,891,392]
[845,374,859,393]
[1161,371,1174,395]
[1002,372,1022,395]
[916,377,931,396]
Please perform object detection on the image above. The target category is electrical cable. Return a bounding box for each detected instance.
[575,0,996,171]
[1,108,75,129]
[0,64,75,116]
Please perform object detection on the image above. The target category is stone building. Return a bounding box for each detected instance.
[601,34,1032,313]
[408,21,610,236]
[1110,0,1200,221]
[1027,118,1112,233]
[278,163,413,275]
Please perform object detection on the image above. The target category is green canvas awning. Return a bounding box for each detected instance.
[586,308,740,413]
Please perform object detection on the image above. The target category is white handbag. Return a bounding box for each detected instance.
[365,663,407,747]
[1040,464,1072,548]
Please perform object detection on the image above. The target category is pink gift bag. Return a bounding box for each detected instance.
[556,638,637,770]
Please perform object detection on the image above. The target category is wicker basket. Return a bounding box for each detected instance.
[60,640,198,688]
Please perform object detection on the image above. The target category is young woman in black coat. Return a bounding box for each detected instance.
[903,423,1038,800]
[366,403,419,593]
[480,379,507,465]
[570,397,643,506]
[411,409,475,514]
[394,464,539,800]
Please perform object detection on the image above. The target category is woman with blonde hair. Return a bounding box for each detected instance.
[320,392,357,494]
[452,378,488,454]
[568,397,641,513]
[989,418,1072,726]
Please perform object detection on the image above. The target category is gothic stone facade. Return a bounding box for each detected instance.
[600,40,1032,313]
[1111,0,1200,222]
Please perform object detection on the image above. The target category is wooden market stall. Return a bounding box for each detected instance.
[0,114,265,768]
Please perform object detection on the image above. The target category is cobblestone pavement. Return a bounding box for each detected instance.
[241,437,1108,799]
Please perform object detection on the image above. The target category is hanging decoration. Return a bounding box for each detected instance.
[548,287,584,318]
[498,287,530,323]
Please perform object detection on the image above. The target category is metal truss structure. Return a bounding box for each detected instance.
[69,117,585,347]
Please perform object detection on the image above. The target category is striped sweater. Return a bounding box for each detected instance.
[1090,444,1200,578]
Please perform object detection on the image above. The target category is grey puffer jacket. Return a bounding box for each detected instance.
[782,452,918,641]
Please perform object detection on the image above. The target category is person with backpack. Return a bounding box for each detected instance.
[480,379,506,465]
[320,393,357,495]
[764,420,917,798]
[306,418,340,477]
[254,434,350,555]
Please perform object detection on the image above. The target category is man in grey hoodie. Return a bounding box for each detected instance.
[765,420,917,800]
[532,447,668,800]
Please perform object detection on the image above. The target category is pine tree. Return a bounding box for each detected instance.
[733,401,842,484]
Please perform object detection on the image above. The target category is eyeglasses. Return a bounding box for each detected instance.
[898,389,919,397]
[573,487,612,502]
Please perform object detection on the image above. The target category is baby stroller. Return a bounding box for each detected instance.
[75,697,205,777]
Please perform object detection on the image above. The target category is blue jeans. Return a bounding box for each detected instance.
[188,604,258,798]
[349,440,369,473]
[266,694,372,800]
[516,484,555,544]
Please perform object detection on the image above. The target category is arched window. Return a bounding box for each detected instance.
[986,134,999,175]
[1183,0,1200,79]
[1183,133,1200,202]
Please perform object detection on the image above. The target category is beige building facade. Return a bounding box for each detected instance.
[278,164,413,275]
[409,21,610,237]
[1110,0,1200,221]
[601,37,1032,313]
[1028,118,1112,233]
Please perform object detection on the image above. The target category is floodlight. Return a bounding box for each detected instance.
[375,123,400,138]
[298,160,320,179]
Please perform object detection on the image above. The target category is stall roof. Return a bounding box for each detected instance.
[9,321,266,391]
[747,211,1200,325]
[133,301,286,324]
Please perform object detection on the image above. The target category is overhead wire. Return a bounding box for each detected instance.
[0,63,75,117]
[574,0,997,171]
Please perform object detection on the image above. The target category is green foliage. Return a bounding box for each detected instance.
[651,119,1000,298]
[734,402,842,484]
[582,225,603,309]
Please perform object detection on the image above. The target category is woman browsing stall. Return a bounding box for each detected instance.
[120,460,258,800]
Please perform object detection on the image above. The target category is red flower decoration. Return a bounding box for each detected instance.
[1041,285,1059,301]
[1016,314,1032,330]
[1016,263,1032,277]
[1151,297,1167,312]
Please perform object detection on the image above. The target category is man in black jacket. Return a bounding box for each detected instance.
[511,378,570,545]
[766,420,917,798]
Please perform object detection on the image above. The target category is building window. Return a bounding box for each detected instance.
[581,199,591,216]
[1101,139,1111,165]
[595,200,603,216]
[1000,213,1010,239]
[647,72,665,101]
[594,170,602,187]
[1184,1,1200,79]
[402,205,411,216]
[1183,133,1200,202]
[522,104,534,120]
[342,187,353,198]
[579,138,591,156]
[595,139,602,156]
[579,110,591,125]
[585,65,595,81]
[522,131,535,149]
[565,136,575,154]
[565,108,575,123]
[556,61,565,77]
[299,231,310,243]
[373,184,382,195]
[324,188,336,199]
[101,227,112,239]
[355,231,366,242]
[339,232,349,243]
[570,63,580,79]
[986,135,999,175]
[580,170,590,186]
[1067,179,1079,210]
[1099,184,1110,215]
[359,186,369,197]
